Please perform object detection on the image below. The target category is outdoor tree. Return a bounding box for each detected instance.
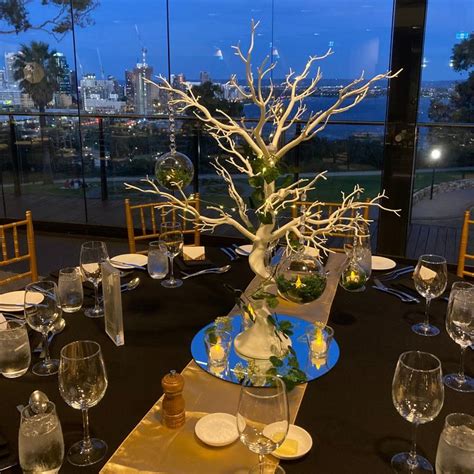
[13,41,61,182]
[0,0,98,37]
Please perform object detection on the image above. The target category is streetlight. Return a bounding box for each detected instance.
[429,148,441,200]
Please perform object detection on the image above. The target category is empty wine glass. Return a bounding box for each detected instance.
[24,281,61,376]
[160,222,183,288]
[237,375,289,474]
[80,241,109,318]
[19,400,64,473]
[392,351,444,473]
[444,284,474,392]
[412,254,447,336]
[436,413,474,474]
[59,341,108,466]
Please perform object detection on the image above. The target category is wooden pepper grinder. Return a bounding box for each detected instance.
[161,369,185,428]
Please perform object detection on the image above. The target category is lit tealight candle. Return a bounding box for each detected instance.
[209,342,225,362]
[348,270,360,283]
[311,328,327,354]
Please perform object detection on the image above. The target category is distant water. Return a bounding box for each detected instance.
[244,96,432,139]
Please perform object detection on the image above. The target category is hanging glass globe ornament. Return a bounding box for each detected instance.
[154,151,194,191]
[275,249,327,304]
[339,257,368,292]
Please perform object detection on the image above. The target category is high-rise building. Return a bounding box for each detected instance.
[4,52,18,85]
[80,73,124,113]
[133,48,154,115]
[172,73,186,91]
[200,71,211,84]
[125,70,135,109]
[53,52,71,95]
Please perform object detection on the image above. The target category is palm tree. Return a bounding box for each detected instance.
[13,41,60,183]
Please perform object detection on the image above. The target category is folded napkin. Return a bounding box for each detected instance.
[175,254,214,271]
[183,246,206,261]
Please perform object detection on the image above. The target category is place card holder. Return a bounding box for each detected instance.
[101,260,124,346]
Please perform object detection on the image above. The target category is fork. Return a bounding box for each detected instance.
[220,247,237,261]
[373,278,420,303]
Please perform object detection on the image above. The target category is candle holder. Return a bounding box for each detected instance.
[339,258,368,292]
[204,330,232,376]
[305,325,334,363]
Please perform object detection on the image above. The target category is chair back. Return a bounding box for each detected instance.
[290,199,371,252]
[125,195,201,254]
[0,210,38,287]
[457,209,474,278]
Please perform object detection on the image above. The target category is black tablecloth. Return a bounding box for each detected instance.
[0,250,472,474]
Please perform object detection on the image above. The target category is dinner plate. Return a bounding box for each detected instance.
[0,291,44,313]
[234,245,252,256]
[194,413,239,447]
[263,423,313,460]
[371,255,396,271]
[110,254,148,269]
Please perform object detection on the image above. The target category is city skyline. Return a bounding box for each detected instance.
[0,0,471,83]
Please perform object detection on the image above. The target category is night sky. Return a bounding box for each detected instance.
[0,0,471,82]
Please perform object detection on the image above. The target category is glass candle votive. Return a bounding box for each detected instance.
[306,325,334,362]
[0,320,31,378]
[339,259,367,292]
[147,241,169,280]
[58,267,84,313]
[204,330,232,374]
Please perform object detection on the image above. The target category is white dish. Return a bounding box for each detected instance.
[110,254,148,269]
[371,255,397,271]
[263,423,313,460]
[0,291,44,313]
[235,245,252,256]
[194,413,239,447]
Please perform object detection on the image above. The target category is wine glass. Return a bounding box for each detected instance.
[19,400,64,473]
[59,340,108,466]
[436,413,474,473]
[392,351,444,473]
[237,375,289,474]
[444,284,474,392]
[24,281,61,376]
[412,254,447,336]
[160,222,183,288]
[80,241,109,318]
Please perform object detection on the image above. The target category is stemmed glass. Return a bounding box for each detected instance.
[160,222,183,288]
[80,241,109,318]
[237,375,289,474]
[444,283,474,392]
[19,400,64,473]
[412,254,447,336]
[59,340,108,466]
[392,351,444,473]
[24,281,61,376]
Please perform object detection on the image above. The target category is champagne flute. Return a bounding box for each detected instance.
[412,254,447,336]
[19,400,64,473]
[59,340,108,466]
[24,281,61,376]
[436,413,474,473]
[80,241,109,318]
[392,351,444,473]
[237,375,289,474]
[160,222,183,288]
[444,284,474,392]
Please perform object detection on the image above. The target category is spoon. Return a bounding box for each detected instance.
[29,390,49,414]
[51,317,66,334]
[123,277,140,292]
[182,265,231,280]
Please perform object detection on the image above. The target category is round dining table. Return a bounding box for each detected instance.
[0,247,472,473]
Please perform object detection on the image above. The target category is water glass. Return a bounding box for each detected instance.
[444,285,474,392]
[436,413,474,474]
[412,254,448,336]
[58,267,84,313]
[391,351,444,473]
[147,241,169,280]
[19,401,64,473]
[237,375,289,474]
[0,320,31,378]
[204,330,232,375]
[59,340,108,466]
[24,281,61,376]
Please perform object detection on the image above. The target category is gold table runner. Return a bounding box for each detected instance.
[101,253,346,474]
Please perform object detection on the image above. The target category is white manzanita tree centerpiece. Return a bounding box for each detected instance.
[126,21,400,360]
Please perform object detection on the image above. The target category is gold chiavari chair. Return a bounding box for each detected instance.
[457,209,474,278]
[290,199,371,252]
[125,194,201,254]
[0,210,38,288]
